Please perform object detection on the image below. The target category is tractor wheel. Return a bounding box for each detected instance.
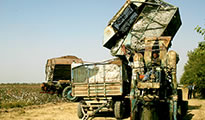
[131,110,137,120]
[114,101,125,119]
[62,86,78,102]
[130,99,136,120]
[181,101,188,117]
[77,102,83,119]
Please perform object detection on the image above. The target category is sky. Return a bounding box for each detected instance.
[0,0,204,83]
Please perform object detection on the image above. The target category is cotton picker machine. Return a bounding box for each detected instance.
[41,55,83,101]
[103,0,188,119]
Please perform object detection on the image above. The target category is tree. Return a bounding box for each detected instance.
[195,25,205,40]
[180,41,205,98]
[181,25,205,97]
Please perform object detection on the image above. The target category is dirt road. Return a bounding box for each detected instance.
[0,99,204,120]
[0,102,79,120]
[184,99,205,120]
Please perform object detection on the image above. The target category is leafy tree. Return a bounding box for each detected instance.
[180,41,205,98]
[181,24,205,97]
[195,25,205,40]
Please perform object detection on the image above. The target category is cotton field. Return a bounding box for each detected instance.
[0,84,65,109]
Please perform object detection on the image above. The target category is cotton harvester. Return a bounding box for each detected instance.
[41,55,83,101]
[103,0,187,119]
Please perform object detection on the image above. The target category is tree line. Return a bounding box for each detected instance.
[180,24,205,98]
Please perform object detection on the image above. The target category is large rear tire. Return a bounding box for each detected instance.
[62,86,78,102]
[114,101,125,119]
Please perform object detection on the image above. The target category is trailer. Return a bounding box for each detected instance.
[72,58,131,119]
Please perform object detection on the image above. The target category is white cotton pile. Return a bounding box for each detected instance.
[88,64,121,83]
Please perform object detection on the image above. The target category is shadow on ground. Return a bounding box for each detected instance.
[88,104,202,120]
[89,111,130,120]
[188,105,201,110]
[183,104,201,120]
[183,113,194,120]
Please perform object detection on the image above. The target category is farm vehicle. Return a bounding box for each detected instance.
[41,55,83,101]
[72,58,132,119]
[102,0,188,119]
[128,37,188,120]
[72,0,187,119]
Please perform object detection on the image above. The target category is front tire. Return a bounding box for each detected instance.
[62,86,78,102]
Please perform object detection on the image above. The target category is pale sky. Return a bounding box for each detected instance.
[0,0,204,83]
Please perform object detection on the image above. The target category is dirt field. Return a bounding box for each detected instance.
[0,99,204,120]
